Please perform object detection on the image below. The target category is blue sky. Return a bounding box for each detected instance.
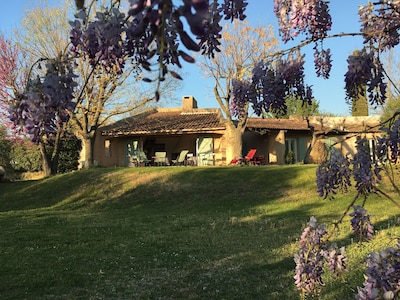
[0,1,366,116]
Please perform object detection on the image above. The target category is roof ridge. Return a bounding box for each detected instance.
[180,110,217,115]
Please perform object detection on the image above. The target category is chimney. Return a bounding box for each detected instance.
[182,96,197,111]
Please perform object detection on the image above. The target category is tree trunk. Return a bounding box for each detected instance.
[303,132,317,164]
[50,150,59,175]
[50,124,65,175]
[303,118,319,164]
[225,123,244,164]
[80,132,96,168]
[39,142,52,177]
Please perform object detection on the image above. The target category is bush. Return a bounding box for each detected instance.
[57,133,82,173]
[9,138,42,172]
[0,126,11,166]
[285,150,295,164]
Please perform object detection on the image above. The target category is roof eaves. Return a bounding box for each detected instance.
[181,126,226,132]
[102,126,226,136]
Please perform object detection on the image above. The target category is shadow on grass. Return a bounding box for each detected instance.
[111,165,318,209]
[0,168,117,212]
[90,166,324,298]
[0,165,317,211]
[3,165,395,299]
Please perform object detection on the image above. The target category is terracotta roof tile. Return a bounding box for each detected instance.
[246,118,310,131]
[101,107,382,137]
[102,109,225,136]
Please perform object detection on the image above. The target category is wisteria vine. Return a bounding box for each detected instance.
[9,59,77,144]
[294,217,347,298]
[69,0,248,81]
[316,150,352,199]
[230,52,313,118]
[226,0,400,124]
[344,49,387,108]
[349,206,374,242]
[273,0,332,43]
[356,241,400,300]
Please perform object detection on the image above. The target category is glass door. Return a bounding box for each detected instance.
[126,140,139,167]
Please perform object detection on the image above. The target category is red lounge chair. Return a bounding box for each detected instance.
[252,155,265,165]
[230,149,262,165]
[243,149,257,164]
[230,158,240,165]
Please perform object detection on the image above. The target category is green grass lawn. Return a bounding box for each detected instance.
[0,165,399,299]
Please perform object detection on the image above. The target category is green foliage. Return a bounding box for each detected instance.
[351,87,369,116]
[347,50,370,117]
[0,166,399,299]
[317,110,340,117]
[9,138,41,172]
[381,96,400,124]
[0,126,11,166]
[57,133,82,173]
[266,96,320,118]
[8,132,81,174]
[285,150,295,164]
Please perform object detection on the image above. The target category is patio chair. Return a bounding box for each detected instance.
[229,158,241,165]
[138,150,151,166]
[253,155,265,165]
[198,152,214,166]
[172,150,189,166]
[153,151,168,166]
[242,149,257,165]
[186,153,197,166]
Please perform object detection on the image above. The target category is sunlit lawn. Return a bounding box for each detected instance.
[0,165,399,299]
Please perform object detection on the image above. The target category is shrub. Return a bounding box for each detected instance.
[285,150,295,164]
[9,138,41,172]
[57,133,82,173]
[0,126,11,166]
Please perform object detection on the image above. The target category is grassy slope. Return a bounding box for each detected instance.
[0,165,399,299]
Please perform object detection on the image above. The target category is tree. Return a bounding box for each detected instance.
[380,48,400,122]
[200,20,278,162]
[381,96,400,124]
[347,51,369,116]
[265,95,320,119]
[351,90,369,116]
[69,56,178,168]
[0,34,62,177]
[67,1,181,167]
[0,33,28,134]
[7,50,76,176]
[0,2,76,177]
[0,125,11,166]
[10,0,180,170]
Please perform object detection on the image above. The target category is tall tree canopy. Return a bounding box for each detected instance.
[2,0,180,173]
[200,20,278,162]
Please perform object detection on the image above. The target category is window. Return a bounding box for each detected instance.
[105,139,111,158]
